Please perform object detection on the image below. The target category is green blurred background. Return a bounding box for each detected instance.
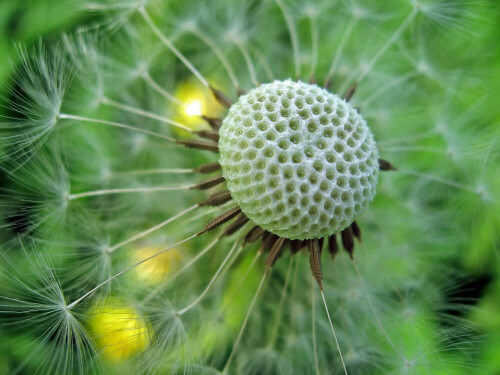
[0,0,84,93]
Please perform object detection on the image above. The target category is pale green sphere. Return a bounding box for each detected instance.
[219,80,379,240]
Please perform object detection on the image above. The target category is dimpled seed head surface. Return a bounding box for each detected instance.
[218,80,379,240]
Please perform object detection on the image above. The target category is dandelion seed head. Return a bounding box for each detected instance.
[219,80,379,240]
[0,45,70,161]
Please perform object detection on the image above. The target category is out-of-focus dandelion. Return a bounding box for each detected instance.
[88,300,150,361]
[173,80,224,132]
[133,245,182,284]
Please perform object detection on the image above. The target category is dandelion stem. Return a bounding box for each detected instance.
[68,185,192,200]
[184,205,230,226]
[308,14,318,82]
[111,168,194,177]
[312,277,321,375]
[235,42,259,87]
[380,146,447,155]
[189,28,240,91]
[139,7,209,87]
[325,17,357,85]
[269,256,294,348]
[397,167,479,194]
[222,270,269,374]
[139,236,220,307]
[479,138,497,182]
[377,131,438,146]
[320,290,348,375]
[177,241,242,315]
[142,72,183,105]
[352,260,406,361]
[275,0,300,79]
[356,8,418,84]
[66,234,197,310]
[101,97,192,133]
[250,46,274,82]
[107,204,198,253]
[58,113,176,142]
[361,71,419,107]
[222,251,262,312]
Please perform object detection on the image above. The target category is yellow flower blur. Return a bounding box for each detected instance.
[88,301,150,362]
[184,99,203,117]
[132,245,182,284]
[172,80,223,133]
